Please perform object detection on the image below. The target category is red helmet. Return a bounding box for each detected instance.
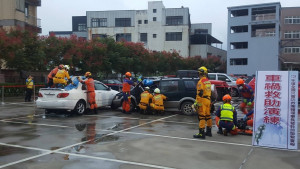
[125,72,131,77]
[222,94,232,101]
[236,78,244,85]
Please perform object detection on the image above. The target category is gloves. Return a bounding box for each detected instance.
[243,99,247,103]
[243,115,247,121]
[247,102,252,106]
[192,104,196,112]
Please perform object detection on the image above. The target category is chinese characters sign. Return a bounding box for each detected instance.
[253,71,298,150]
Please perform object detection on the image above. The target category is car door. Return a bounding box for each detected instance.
[94,82,110,106]
[159,80,180,109]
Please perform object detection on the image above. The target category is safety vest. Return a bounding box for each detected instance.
[26,78,34,89]
[220,103,234,121]
[122,78,133,92]
[55,69,70,80]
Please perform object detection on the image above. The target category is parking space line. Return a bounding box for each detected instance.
[0,142,174,169]
[0,115,177,168]
[0,120,72,128]
[55,151,175,169]
[85,114,198,125]
[239,148,254,169]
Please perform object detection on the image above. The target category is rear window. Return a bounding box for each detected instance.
[184,81,196,91]
[160,81,179,93]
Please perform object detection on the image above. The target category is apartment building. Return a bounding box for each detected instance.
[0,0,41,33]
[227,2,281,76]
[280,7,300,70]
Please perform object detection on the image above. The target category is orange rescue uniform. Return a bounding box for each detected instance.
[139,91,153,110]
[150,94,167,111]
[81,78,97,110]
[195,77,212,129]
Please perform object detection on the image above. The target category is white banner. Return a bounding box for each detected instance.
[252,71,298,149]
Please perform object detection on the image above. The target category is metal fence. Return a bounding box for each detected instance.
[0,85,45,103]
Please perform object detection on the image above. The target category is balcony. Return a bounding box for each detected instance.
[25,15,41,33]
[251,13,276,21]
[25,0,41,6]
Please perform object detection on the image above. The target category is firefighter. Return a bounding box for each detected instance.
[138,87,153,114]
[236,78,254,114]
[25,75,34,102]
[193,66,212,139]
[215,94,238,136]
[47,64,63,88]
[78,72,97,114]
[150,88,167,115]
[122,72,134,114]
[53,65,72,88]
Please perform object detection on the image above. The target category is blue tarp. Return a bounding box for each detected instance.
[64,76,86,91]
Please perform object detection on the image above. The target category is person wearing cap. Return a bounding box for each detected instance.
[78,72,97,114]
[122,72,134,114]
[215,94,238,136]
[150,88,167,115]
[138,87,153,114]
[193,66,212,139]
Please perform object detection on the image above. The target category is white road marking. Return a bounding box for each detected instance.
[0,142,50,152]
[239,148,254,169]
[0,120,72,128]
[0,114,177,168]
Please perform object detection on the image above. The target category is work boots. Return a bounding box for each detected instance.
[217,127,223,135]
[193,128,205,139]
[205,127,212,137]
[223,129,228,136]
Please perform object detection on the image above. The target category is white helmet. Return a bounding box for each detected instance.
[154,88,160,94]
[145,87,150,91]
[64,65,70,71]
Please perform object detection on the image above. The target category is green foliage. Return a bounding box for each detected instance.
[0,28,226,76]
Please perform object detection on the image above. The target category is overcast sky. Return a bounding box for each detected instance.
[38,0,300,50]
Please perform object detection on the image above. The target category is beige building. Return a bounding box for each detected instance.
[0,0,41,32]
[280,7,300,70]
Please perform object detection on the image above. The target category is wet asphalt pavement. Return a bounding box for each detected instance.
[0,97,299,169]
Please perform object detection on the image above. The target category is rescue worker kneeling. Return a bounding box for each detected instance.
[150,88,167,115]
[215,94,238,136]
[138,87,153,114]
[53,65,72,88]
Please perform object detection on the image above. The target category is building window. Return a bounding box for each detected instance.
[144,20,148,24]
[91,18,107,27]
[230,58,248,65]
[116,33,131,42]
[284,31,300,39]
[16,0,25,12]
[230,42,248,49]
[251,24,275,37]
[166,32,182,41]
[140,33,147,42]
[153,9,157,13]
[166,16,183,25]
[153,17,157,21]
[138,20,142,24]
[231,9,248,17]
[284,47,300,54]
[92,34,107,40]
[194,29,208,34]
[25,3,28,16]
[285,16,300,24]
[153,34,157,38]
[230,25,248,33]
[78,23,86,31]
[115,18,131,27]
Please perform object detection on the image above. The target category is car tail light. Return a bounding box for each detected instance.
[38,92,43,97]
[57,93,69,98]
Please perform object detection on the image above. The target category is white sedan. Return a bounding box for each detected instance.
[36,79,119,115]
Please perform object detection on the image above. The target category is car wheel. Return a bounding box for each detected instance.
[74,100,86,115]
[231,88,239,97]
[181,102,194,116]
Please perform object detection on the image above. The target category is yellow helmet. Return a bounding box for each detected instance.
[198,66,208,74]
[85,72,92,77]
